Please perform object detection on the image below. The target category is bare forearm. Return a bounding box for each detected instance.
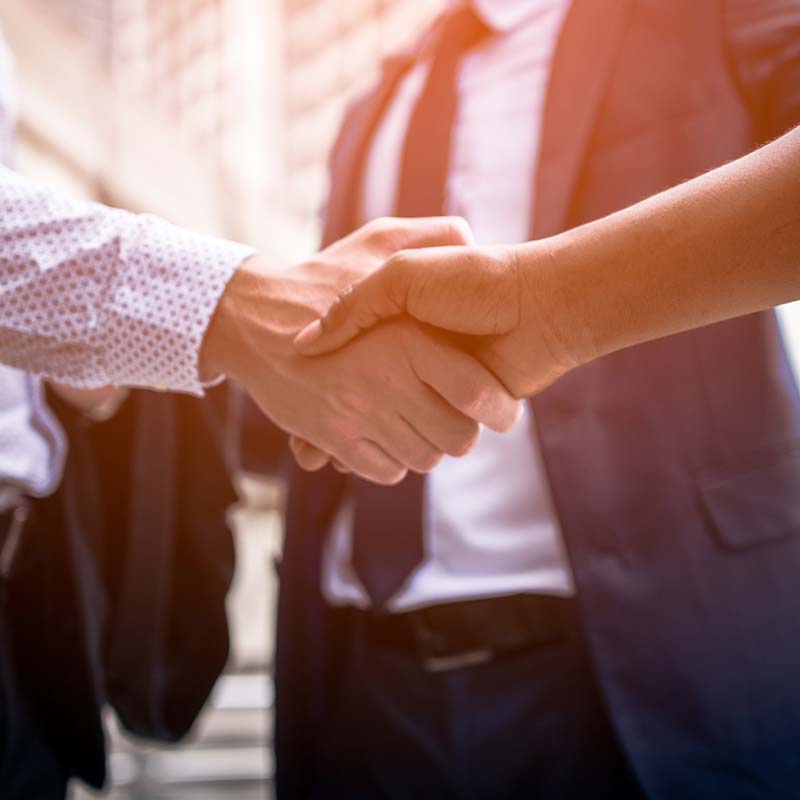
[520,126,800,365]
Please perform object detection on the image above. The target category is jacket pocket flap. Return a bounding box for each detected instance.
[697,445,800,550]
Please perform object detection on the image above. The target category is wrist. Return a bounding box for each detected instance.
[201,253,346,384]
[201,255,292,383]
[513,238,597,371]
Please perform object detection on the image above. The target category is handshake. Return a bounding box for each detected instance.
[199,120,800,487]
[18,124,800,482]
[201,216,588,485]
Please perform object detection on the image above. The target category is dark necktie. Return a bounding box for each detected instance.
[350,4,490,610]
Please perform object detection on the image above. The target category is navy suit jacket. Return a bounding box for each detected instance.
[275,2,800,797]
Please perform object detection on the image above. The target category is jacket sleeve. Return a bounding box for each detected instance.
[724,0,800,141]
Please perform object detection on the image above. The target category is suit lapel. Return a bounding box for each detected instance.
[531,0,635,239]
[322,50,423,246]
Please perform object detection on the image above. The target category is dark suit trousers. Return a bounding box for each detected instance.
[310,598,645,800]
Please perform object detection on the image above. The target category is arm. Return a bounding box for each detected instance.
[296,125,800,398]
[0,165,252,393]
[0,176,518,481]
[202,218,521,484]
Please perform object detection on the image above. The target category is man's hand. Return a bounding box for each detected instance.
[293,242,585,398]
[265,317,521,483]
[200,217,521,484]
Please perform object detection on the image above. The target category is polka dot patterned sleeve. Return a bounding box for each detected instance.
[0,166,254,395]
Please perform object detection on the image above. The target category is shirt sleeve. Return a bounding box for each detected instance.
[0,166,254,394]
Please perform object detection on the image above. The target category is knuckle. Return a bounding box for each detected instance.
[458,384,492,420]
[365,216,393,241]
[383,252,414,311]
[386,249,410,272]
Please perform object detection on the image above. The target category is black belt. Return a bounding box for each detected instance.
[350,593,572,673]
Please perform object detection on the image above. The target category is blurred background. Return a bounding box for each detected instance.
[3,1,800,798]
[4,0,441,259]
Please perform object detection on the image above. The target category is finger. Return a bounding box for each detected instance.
[293,247,448,354]
[404,385,482,457]
[327,438,407,486]
[364,215,475,254]
[292,259,414,355]
[294,245,519,356]
[412,334,524,433]
[289,436,331,471]
[292,440,355,475]
[374,415,444,475]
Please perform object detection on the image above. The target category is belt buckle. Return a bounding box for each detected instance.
[410,611,494,673]
[0,498,30,581]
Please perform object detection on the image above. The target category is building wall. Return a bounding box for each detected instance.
[1,0,442,258]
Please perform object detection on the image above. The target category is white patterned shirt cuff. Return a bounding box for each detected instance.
[0,165,254,395]
[110,215,254,395]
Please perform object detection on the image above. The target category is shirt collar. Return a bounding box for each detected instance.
[451,0,566,33]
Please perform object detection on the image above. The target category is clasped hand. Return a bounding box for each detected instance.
[202,217,524,485]
[289,233,592,475]
[295,238,584,399]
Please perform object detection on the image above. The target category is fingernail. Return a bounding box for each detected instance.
[293,319,322,349]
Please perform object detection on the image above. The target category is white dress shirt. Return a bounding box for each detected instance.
[323,0,575,612]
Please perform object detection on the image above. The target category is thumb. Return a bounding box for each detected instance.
[293,217,474,356]
[375,215,475,253]
[294,243,520,355]
[294,250,420,354]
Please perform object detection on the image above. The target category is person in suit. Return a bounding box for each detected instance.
[273,1,800,798]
